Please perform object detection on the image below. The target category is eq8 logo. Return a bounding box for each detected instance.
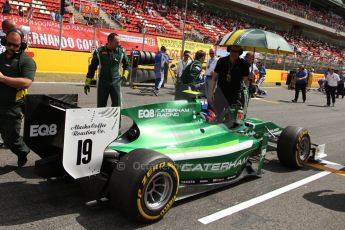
[30,124,58,137]
[138,109,155,118]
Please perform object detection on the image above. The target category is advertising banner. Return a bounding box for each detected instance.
[0,15,158,52]
[97,29,158,52]
[156,36,214,60]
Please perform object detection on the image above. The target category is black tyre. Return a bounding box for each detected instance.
[139,51,146,64]
[142,69,149,82]
[109,149,179,223]
[136,69,144,83]
[277,126,311,169]
[148,69,156,81]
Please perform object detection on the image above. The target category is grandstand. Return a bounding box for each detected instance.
[1,0,344,71]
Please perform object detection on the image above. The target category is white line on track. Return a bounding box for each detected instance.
[251,97,279,104]
[34,82,84,85]
[198,171,331,224]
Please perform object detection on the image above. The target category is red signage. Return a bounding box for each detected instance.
[0,15,158,52]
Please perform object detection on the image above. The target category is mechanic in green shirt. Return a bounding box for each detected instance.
[0,29,36,167]
[176,50,206,100]
[84,33,130,107]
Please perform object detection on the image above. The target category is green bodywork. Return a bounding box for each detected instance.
[111,99,283,182]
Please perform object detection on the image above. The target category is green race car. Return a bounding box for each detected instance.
[23,94,322,223]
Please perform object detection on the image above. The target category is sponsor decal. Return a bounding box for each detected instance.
[29,124,57,137]
[138,108,191,118]
[180,157,248,172]
[181,175,237,184]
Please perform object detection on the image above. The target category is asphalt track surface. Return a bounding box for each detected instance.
[0,83,344,230]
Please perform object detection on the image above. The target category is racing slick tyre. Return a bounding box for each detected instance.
[277,126,311,169]
[109,149,179,223]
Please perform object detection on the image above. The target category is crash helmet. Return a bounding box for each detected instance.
[201,108,216,123]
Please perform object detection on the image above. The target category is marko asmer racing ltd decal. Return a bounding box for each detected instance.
[138,108,191,118]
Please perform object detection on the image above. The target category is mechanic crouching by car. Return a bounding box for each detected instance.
[0,29,36,167]
[175,50,206,100]
[84,33,130,107]
[209,45,249,124]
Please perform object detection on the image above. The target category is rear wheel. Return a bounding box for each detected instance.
[277,126,311,169]
[109,149,179,223]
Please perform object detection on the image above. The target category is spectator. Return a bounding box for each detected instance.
[55,11,61,22]
[2,0,11,14]
[336,69,344,99]
[70,15,75,24]
[205,48,219,101]
[51,11,56,21]
[18,6,24,17]
[174,50,192,100]
[0,20,17,54]
[256,62,267,96]
[27,5,33,20]
[307,67,314,91]
[292,65,308,103]
[325,68,340,107]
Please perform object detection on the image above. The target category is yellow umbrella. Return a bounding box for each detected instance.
[219,29,294,55]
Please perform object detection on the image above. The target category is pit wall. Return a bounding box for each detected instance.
[29,48,323,87]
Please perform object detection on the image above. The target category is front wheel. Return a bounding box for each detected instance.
[277,126,311,169]
[109,149,179,223]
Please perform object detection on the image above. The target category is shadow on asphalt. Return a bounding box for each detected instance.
[307,104,327,108]
[303,190,345,212]
[0,165,17,176]
[14,166,42,179]
[277,100,293,103]
[0,178,153,229]
[262,159,313,173]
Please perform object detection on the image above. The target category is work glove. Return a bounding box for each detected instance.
[122,69,129,80]
[84,78,92,95]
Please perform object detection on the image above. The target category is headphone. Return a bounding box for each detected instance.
[1,29,27,52]
[227,45,243,55]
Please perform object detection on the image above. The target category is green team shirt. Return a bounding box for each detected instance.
[86,46,130,81]
[0,52,36,107]
[181,60,202,84]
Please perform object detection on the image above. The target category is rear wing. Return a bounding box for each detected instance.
[24,95,120,179]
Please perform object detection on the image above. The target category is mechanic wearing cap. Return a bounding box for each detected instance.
[209,45,249,117]
[0,30,36,167]
[176,50,206,100]
[292,65,308,103]
[84,33,130,107]
[154,46,170,96]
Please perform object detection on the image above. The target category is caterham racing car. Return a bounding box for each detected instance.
[23,94,322,223]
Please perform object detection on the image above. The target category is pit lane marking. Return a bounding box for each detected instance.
[305,160,345,177]
[198,159,345,224]
[198,171,330,224]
